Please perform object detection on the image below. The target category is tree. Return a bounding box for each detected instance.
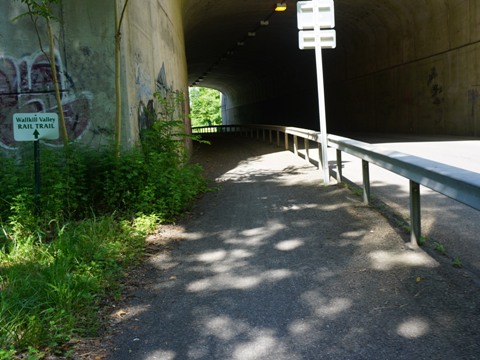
[13,0,69,147]
[189,87,222,127]
[114,0,129,157]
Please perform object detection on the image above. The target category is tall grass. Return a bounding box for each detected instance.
[0,214,156,356]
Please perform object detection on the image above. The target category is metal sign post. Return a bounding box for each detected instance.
[297,0,335,185]
[33,130,41,213]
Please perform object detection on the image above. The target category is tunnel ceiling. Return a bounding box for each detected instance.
[183,0,301,94]
[182,0,458,96]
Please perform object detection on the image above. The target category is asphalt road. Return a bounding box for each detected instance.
[107,135,480,360]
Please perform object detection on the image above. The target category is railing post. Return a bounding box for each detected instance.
[336,149,342,183]
[305,138,310,163]
[362,160,370,204]
[318,142,322,170]
[284,132,289,150]
[409,180,421,248]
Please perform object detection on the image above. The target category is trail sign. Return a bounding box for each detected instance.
[299,29,336,49]
[297,0,335,30]
[296,0,336,186]
[13,113,59,141]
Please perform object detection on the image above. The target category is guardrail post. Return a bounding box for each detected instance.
[294,135,298,155]
[362,160,370,204]
[409,180,421,248]
[305,138,310,162]
[318,143,322,170]
[336,149,342,183]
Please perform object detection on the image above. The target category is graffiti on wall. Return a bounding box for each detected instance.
[0,50,92,149]
[137,62,176,133]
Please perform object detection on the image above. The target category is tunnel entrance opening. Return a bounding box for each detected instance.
[189,87,223,127]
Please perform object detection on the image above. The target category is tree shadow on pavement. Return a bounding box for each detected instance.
[106,136,480,360]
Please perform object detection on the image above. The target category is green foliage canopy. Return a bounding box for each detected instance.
[13,0,60,21]
[189,87,222,127]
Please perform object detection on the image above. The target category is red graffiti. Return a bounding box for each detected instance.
[0,50,91,149]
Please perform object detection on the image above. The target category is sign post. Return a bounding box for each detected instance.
[13,113,59,213]
[33,130,41,212]
[297,0,335,185]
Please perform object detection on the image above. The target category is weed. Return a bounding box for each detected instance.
[453,257,463,268]
[418,236,428,246]
[434,241,446,255]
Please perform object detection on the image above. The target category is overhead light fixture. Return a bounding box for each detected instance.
[248,32,256,37]
[275,2,287,12]
[237,41,245,46]
[260,20,269,26]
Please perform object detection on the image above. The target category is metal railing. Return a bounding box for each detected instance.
[192,124,480,247]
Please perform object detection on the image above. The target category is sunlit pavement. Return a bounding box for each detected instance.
[107,135,480,360]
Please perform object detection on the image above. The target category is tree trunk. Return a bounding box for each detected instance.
[47,17,69,147]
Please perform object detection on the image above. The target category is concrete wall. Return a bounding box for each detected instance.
[0,0,188,151]
[0,1,115,150]
[327,0,480,136]
[122,0,190,147]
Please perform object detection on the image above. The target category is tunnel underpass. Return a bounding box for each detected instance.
[183,0,480,137]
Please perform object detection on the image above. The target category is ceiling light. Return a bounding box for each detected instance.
[248,32,256,37]
[260,20,269,26]
[275,2,287,12]
[237,41,245,46]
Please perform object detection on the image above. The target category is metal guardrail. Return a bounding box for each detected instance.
[192,124,480,247]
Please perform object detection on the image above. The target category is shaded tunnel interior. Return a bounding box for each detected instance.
[183,0,480,136]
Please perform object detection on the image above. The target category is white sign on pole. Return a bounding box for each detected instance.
[13,113,59,141]
[297,0,335,186]
[297,0,335,30]
[299,29,336,50]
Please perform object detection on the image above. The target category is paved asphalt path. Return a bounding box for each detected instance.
[107,135,480,360]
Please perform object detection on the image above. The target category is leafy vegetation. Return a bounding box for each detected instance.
[0,91,206,357]
[189,87,222,127]
[453,256,463,268]
[434,241,446,255]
